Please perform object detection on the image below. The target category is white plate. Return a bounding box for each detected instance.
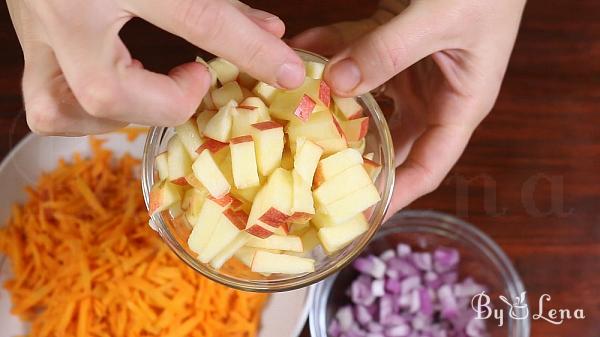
[0,132,311,337]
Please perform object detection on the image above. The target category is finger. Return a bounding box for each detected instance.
[127,0,304,88]
[22,42,126,136]
[384,124,474,221]
[325,3,446,96]
[228,1,285,38]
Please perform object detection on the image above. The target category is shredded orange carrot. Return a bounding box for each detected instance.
[114,126,150,142]
[0,137,268,337]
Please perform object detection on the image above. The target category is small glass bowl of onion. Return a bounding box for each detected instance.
[309,210,530,337]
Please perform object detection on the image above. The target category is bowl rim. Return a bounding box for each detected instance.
[309,210,531,337]
[141,49,396,293]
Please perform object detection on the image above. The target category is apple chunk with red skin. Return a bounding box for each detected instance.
[270,78,330,121]
[251,121,284,176]
[313,148,364,187]
[340,117,369,142]
[288,170,315,223]
[167,135,192,186]
[149,181,181,215]
[333,96,364,120]
[245,168,292,238]
[230,135,260,189]
[286,110,346,155]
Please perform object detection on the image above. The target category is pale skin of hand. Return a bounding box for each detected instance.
[291,0,527,218]
[7,0,305,135]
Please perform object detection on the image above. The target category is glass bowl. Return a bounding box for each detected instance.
[141,49,395,292]
[309,210,531,337]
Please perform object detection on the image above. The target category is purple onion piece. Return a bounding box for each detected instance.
[385,324,411,337]
[381,314,406,326]
[356,305,373,326]
[454,277,487,298]
[337,306,355,331]
[372,279,385,297]
[433,247,460,273]
[438,284,459,319]
[396,243,411,257]
[400,275,421,294]
[380,249,396,261]
[466,317,487,337]
[412,252,433,271]
[329,319,342,337]
[354,256,386,279]
[367,321,384,333]
[379,294,394,322]
[352,276,376,306]
[419,287,434,316]
[386,258,419,278]
[385,278,402,294]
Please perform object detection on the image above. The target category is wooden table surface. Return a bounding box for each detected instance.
[0,0,598,336]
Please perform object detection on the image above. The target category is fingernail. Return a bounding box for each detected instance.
[247,9,280,22]
[328,58,361,93]
[276,62,305,89]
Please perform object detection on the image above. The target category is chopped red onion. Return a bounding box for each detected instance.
[372,279,385,297]
[329,244,489,337]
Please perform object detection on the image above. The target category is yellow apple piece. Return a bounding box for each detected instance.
[305,61,325,80]
[251,121,284,176]
[197,211,241,263]
[187,195,233,254]
[240,97,270,121]
[208,58,239,84]
[313,165,372,205]
[203,102,234,142]
[155,152,169,181]
[230,135,260,189]
[246,234,303,252]
[340,116,369,142]
[333,96,364,120]
[192,149,231,198]
[289,170,315,223]
[175,119,203,159]
[286,110,345,153]
[167,135,192,186]
[252,81,279,104]
[348,138,366,155]
[211,81,244,108]
[251,251,315,274]
[293,138,323,184]
[320,183,380,224]
[313,148,364,186]
[231,106,262,137]
[196,109,217,135]
[210,232,251,269]
[245,168,292,237]
[363,157,382,182]
[318,213,368,253]
[149,181,181,215]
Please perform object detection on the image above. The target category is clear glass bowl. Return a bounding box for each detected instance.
[309,210,531,337]
[141,49,395,292]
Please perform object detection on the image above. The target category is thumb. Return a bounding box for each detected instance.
[325,3,444,96]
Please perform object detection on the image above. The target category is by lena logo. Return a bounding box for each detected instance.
[471,291,585,327]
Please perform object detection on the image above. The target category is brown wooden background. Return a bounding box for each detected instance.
[0,0,598,336]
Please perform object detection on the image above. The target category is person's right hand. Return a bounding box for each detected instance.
[8,0,305,136]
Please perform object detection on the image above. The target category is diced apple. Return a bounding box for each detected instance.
[246,235,303,252]
[232,184,260,203]
[210,232,251,269]
[245,224,273,239]
[187,196,230,252]
[364,152,374,160]
[340,117,369,142]
[313,165,372,205]
[196,137,228,155]
[363,157,382,182]
[197,213,241,263]
[231,106,261,137]
[175,119,203,159]
[234,245,258,267]
[192,149,231,198]
[313,148,364,186]
[287,109,344,141]
[184,173,203,189]
[246,168,292,236]
[270,78,329,121]
[203,103,234,142]
[252,81,279,104]
[149,181,181,215]
[196,109,217,135]
[208,58,239,84]
[167,136,192,185]
[300,228,320,253]
[313,137,348,155]
[240,97,270,120]
[251,121,284,176]
[288,170,315,223]
[318,213,368,253]
[195,56,217,88]
[251,251,315,274]
[293,94,316,122]
[289,221,310,235]
[181,187,209,224]
[230,136,260,189]
[333,96,364,120]
[348,138,366,155]
[237,72,257,89]
[169,202,183,218]
[211,82,244,108]
[155,152,169,181]
[305,61,325,80]
[320,183,380,223]
[202,92,216,109]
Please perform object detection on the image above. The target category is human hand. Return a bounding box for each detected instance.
[291,0,526,218]
[8,0,305,135]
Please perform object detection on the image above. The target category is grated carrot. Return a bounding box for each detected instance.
[0,137,268,337]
